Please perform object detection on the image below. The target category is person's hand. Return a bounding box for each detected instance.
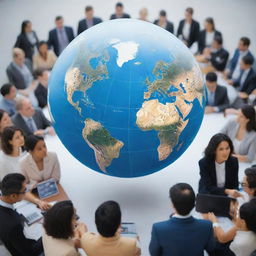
[29,80,39,91]
[34,129,46,136]
[208,212,218,223]
[227,79,234,85]
[229,200,239,221]
[46,127,55,136]
[238,92,249,99]
[75,222,88,237]
[205,106,215,114]
[203,47,211,57]
[35,199,51,210]
[225,189,243,198]
[223,70,230,79]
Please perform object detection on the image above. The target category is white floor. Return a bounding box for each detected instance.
[0,1,256,256]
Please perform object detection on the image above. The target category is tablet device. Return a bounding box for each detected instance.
[37,178,59,199]
[121,222,137,238]
[196,193,234,217]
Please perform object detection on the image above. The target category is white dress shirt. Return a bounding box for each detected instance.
[182,22,191,40]
[0,200,14,210]
[215,161,225,188]
[205,32,215,47]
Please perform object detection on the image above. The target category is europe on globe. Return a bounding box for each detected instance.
[48,19,205,178]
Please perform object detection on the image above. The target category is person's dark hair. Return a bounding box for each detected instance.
[37,40,47,50]
[159,10,167,17]
[204,133,234,161]
[242,54,254,66]
[43,200,75,239]
[214,36,223,45]
[0,173,25,196]
[206,72,217,82]
[239,198,256,233]
[95,200,121,237]
[55,16,63,21]
[186,7,193,15]
[245,168,256,196]
[205,17,215,30]
[25,135,44,152]
[116,2,123,8]
[33,68,46,79]
[1,126,24,155]
[0,83,14,97]
[21,20,31,34]
[85,5,93,12]
[169,183,195,215]
[241,105,256,132]
[240,37,250,47]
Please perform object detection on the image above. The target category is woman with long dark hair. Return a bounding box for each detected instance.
[221,105,256,162]
[198,133,240,197]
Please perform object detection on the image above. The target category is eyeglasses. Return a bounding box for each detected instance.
[16,186,30,195]
[239,181,249,188]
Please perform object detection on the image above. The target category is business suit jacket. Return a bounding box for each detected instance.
[35,83,48,108]
[12,109,51,136]
[14,31,39,60]
[206,85,229,111]
[220,119,256,162]
[43,232,80,256]
[0,205,43,256]
[20,152,61,185]
[154,20,174,34]
[233,68,256,95]
[6,59,33,90]
[149,216,215,256]
[198,30,222,53]
[198,156,239,195]
[110,13,131,19]
[48,26,74,56]
[228,49,254,78]
[177,19,200,47]
[210,48,229,71]
[81,233,140,256]
[77,17,102,35]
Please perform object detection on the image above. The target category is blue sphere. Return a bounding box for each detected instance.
[49,19,205,178]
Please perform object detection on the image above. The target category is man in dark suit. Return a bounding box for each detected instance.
[33,69,48,108]
[48,16,74,56]
[205,72,229,113]
[154,10,174,34]
[12,97,54,137]
[0,173,43,256]
[149,183,215,256]
[77,6,102,35]
[110,2,130,19]
[177,7,200,48]
[225,37,254,79]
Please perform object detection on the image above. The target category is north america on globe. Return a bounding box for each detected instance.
[49,19,205,178]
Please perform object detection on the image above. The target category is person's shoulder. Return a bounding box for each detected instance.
[228,155,239,164]
[49,28,56,34]
[193,218,213,230]
[192,19,199,25]
[94,17,102,22]
[11,112,21,121]
[216,85,227,93]
[78,18,85,24]
[153,19,158,24]
[198,156,207,165]
[47,151,58,160]
[152,219,171,229]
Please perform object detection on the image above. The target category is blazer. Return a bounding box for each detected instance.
[77,17,102,35]
[42,232,80,256]
[48,26,74,56]
[149,216,215,256]
[153,20,174,34]
[20,152,61,185]
[228,49,254,78]
[233,68,256,95]
[210,47,229,71]
[220,119,256,162]
[14,31,39,60]
[206,85,229,112]
[177,19,200,47]
[12,109,51,136]
[6,59,33,90]
[35,83,48,108]
[198,156,239,195]
[81,233,140,256]
[0,205,43,256]
[198,30,222,53]
[110,13,131,19]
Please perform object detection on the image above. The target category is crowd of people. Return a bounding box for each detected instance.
[0,2,256,256]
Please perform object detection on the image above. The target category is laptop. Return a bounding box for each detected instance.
[121,222,137,238]
[37,178,59,199]
[196,193,236,217]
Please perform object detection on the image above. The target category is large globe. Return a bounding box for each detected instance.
[49,19,205,178]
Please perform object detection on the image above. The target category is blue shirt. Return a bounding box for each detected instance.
[0,98,16,116]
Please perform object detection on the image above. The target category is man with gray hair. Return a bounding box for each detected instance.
[12,97,54,136]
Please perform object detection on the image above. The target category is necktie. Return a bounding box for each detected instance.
[27,118,36,133]
[237,70,244,90]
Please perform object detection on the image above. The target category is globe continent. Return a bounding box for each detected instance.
[48,19,206,178]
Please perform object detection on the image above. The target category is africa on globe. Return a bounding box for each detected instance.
[48,19,205,178]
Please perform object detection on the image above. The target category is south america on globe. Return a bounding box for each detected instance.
[48,19,205,178]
